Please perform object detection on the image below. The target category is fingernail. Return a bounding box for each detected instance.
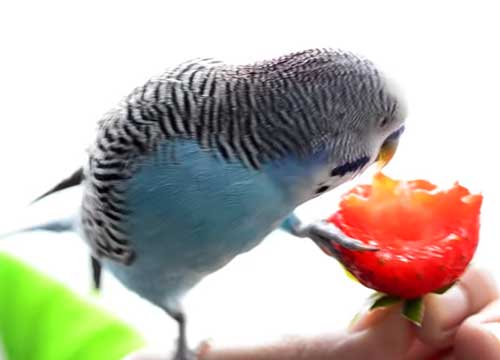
[433,285,469,330]
[196,339,214,359]
[348,309,375,333]
[348,307,393,333]
[348,311,362,329]
[481,323,500,342]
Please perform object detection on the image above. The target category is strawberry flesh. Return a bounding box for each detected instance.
[328,173,482,299]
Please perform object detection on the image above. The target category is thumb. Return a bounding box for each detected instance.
[454,300,500,360]
[334,303,414,360]
[200,306,413,360]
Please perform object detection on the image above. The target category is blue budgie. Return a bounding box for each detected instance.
[4,48,407,359]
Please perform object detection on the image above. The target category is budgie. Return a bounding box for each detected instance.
[5,48,407,359]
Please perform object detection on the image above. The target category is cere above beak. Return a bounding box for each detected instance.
[377,126,405,168]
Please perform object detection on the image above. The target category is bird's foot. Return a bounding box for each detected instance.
[172,348,197,360]
[308,220,378,250]
[295,219,378,259]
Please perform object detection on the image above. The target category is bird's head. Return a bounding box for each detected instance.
[363,73,407,170]
[303,50,407,197]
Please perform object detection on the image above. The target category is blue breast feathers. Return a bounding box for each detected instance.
[104,139,329,307]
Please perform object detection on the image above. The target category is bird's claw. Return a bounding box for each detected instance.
[282,214,378,258]
[307,231,342,259]
[297,220,378,259]
[307,220,378,252]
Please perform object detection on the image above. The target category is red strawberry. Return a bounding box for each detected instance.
[328,172,482,301]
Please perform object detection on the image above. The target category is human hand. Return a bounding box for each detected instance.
[125,266,500,360]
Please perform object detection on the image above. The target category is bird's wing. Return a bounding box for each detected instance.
[32,167,83,203]
[81,59,230,266]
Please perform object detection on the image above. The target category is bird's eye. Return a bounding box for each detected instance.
[315,185,330,194]
[379,117,389,128]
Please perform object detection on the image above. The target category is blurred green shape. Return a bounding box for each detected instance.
[0,253,145,360]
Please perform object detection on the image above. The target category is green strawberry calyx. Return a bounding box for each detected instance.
[365,282,456,326]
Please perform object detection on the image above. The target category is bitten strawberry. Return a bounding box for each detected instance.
[329,173,482,301]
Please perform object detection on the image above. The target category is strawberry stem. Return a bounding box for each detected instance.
[369,293,401,310]
[402,297,425,326]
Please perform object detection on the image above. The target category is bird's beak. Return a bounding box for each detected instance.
[377,139,399,169]
[376,126,404,169]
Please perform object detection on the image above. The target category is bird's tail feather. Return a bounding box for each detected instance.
[31,167,83,204]
[0,216,76,240]
[1,167,84,240]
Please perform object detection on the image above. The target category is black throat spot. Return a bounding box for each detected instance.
[330,156,370,177]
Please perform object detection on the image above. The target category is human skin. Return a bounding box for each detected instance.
[126,266,500,360]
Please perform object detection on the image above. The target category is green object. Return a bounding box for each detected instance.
[401,297,425,326]
[368,292,401,310]
[0,253,145,360]
[364,292,426,326]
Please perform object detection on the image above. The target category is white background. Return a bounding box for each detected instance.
[1,0,499,351]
